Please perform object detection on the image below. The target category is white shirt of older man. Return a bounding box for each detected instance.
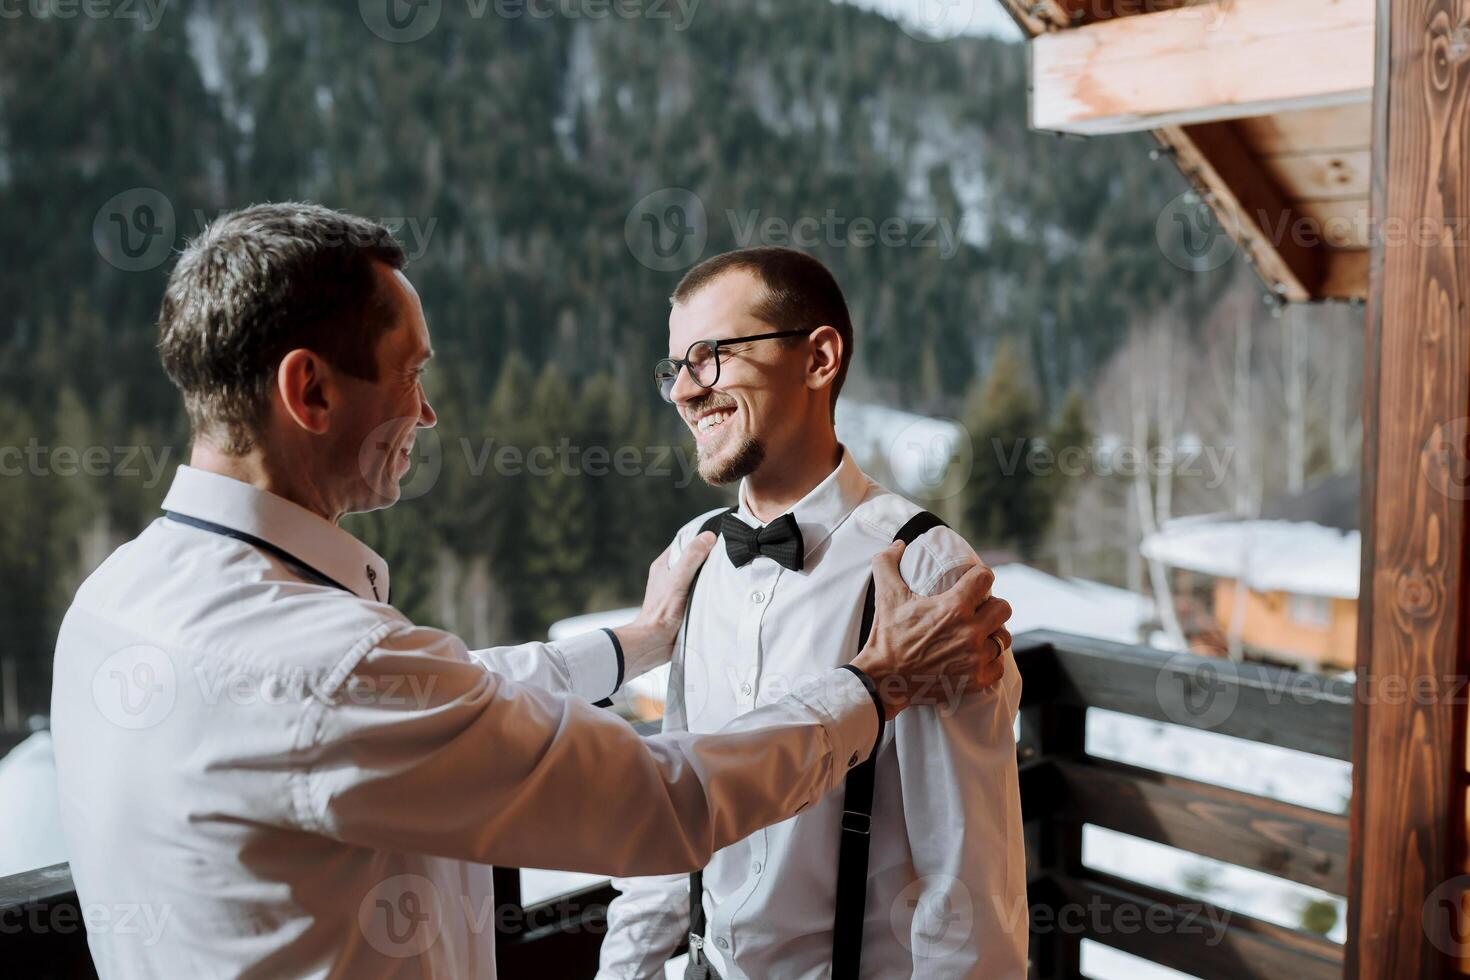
[50,465,888,979]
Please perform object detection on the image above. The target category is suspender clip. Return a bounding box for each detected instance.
[840,810,872,835]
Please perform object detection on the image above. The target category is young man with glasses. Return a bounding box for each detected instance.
[598,247,1026,980]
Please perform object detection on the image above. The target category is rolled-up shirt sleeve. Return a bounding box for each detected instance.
[295,623,879,877]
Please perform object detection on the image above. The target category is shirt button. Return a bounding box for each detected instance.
[741,682,753,697]
[752,861,763,873]
[716,937,729,950]
[751,590,765,604]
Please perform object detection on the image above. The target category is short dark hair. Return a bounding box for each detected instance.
[158,202,407,454]
[671,246,853,421]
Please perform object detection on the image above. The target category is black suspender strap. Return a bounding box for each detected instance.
[163,511,356,595]
[831,510,947,980]
[683,508,736,971]
[687,866,709,970]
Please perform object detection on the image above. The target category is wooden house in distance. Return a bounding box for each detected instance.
[996,0,1470,975]
[1143,476,1362,670]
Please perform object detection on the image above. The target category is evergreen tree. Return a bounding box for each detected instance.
[962,340,1053,558]
[1044,388,1093,576]
[1049,388,1092,512]
[0,398,49,717]
[522,365,595,629]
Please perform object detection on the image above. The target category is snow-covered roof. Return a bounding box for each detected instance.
[1140,515,1359,600]
[991,564,1154,644]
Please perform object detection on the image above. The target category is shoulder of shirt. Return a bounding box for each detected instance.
[667,503,736,561]
[75,519,417,685]
[849,481,979,597]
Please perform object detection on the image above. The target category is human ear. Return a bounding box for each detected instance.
[806,324,842,394]
[276,349,333,436]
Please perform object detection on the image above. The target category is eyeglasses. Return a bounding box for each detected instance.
[654,328,813,403]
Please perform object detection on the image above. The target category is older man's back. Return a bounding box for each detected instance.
[52,469,506,978]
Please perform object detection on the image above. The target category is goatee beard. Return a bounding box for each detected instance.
[699,435,765,486]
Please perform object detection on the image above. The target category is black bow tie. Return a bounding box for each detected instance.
[721,512,805,571]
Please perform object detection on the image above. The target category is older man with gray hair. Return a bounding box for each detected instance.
[49,203,1012,979]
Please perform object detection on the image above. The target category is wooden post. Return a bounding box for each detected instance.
[1347,0,1470,975]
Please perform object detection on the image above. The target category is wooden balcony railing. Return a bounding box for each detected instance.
[1,630,1356,978]
[1015,629,1353,979]
[2,862,92,979]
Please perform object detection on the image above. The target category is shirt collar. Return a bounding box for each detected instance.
[737,445,870,563]
[160,465,391,603]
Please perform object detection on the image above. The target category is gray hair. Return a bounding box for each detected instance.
[158,202,407,454]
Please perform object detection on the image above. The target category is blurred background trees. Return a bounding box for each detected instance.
[0,0,1359,721]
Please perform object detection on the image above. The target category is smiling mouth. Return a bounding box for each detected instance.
[692,407,736,441]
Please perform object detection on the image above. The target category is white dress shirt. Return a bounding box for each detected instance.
[50,465,886,979]
[598,450,1027,980]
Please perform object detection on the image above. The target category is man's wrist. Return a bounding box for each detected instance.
[849,648,902,721]
[610,622,675,680]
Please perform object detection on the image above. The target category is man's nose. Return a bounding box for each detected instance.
[418,395,438,428]
[670,364,704,405]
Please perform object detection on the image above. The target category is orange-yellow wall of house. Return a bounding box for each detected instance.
[1212,579,1358,669]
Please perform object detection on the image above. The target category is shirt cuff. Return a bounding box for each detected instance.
[603,627,625,692]
[788,669,883,791]
[838,664,886,741]
[553,628,622,702]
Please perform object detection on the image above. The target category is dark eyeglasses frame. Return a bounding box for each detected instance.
[654,328,814,402]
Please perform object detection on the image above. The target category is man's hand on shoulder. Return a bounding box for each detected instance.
[612,531,717,680]
[851,542,1012,720]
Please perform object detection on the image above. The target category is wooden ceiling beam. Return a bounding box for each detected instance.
[1030,0,1374,136]
[1156,122,1325,301]
[1320,249,1369,302]
[999,0,1207,33]
[1055,0,1211,27]
[995,0,1075,36]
